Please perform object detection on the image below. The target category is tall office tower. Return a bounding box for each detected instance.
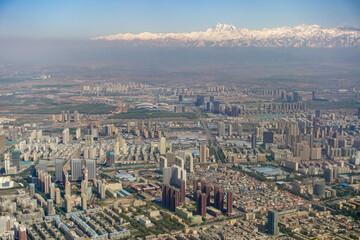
[200,144,207,163]
[81,193,87,210]
[218,189,224,212]
[50,183,55,200]
[37,171,43,191]
[160,137,166,155]
[29,183,35,197]
[174,189,180,211]
[205,183,211,205]
[71,159,82,181]
[62,128,69,144]
[218,122,226,137]
[45,174,51,194]
[267,210,279,235]
[201,193,207,217]
[193,179,198,195]
[55,158,63,182]
[180,180,186,203]
[106,152,115,167]
[161,185,167,206]
[214,186,219,209]
[0,136,5,149]
[55,188,61,204]
[159,156,168,173]
[100,182,106,199]
[196,190,202,215]
[47,199,55,216]
[38,160,47,172]
[11,150,21,171]
[263,131,274,145]
[85,159,96,180]
[75,127,81,140]
[74,111,80,122]
[251,133,256,149]
[168,187,175,210]
[65,195,72,213]
[227,191,233,216]
[188,154,194,173]
[175,156,185,170]
[324,168,334,183]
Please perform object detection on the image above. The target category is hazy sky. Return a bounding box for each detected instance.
[0,0,359,39]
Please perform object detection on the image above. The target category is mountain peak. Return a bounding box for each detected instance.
[92,24,360,48]
[211,23,237,32]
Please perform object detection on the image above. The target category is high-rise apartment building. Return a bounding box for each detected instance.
[160,137,166,155]
[11,151,20,171]
[55,158,63,182]
[85,159,96,180]
[75,127,81,140]
[267,210,279,235]
[38,160,47,172]
[62,128,70,144]
[200,144,207,163]
[227,191,233,216]
[71,159,82,181]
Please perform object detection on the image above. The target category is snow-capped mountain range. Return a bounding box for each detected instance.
[92,23,360,48]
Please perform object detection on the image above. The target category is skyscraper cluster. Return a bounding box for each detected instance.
[162,165,186,211]
[194,179,233,218]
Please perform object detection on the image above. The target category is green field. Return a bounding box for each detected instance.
[110,109,197,120]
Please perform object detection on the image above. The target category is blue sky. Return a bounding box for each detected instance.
[0,0,359,39]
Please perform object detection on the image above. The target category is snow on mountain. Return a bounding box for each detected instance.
[91,23,360,47]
